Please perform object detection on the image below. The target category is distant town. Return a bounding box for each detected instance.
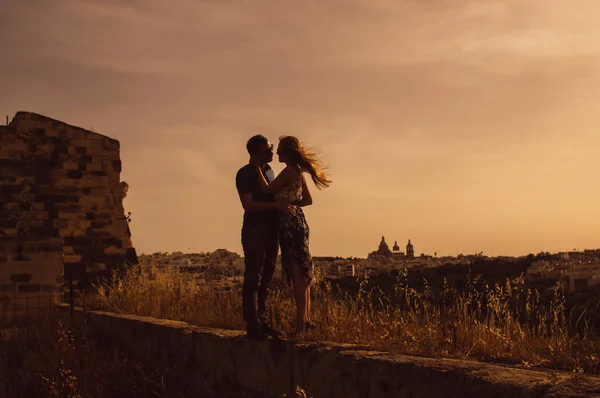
[138,236,600,296]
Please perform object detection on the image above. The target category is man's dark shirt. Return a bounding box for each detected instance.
[236,163,278,229]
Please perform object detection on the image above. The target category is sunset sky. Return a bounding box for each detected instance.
[2,0,599,257]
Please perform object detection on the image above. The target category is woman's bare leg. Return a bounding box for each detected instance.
[289,262,307,334]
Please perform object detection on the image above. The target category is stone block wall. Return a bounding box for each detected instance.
[0,237,63,323]
[0,112,137,296]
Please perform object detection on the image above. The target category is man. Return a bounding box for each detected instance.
[235,135,292,340]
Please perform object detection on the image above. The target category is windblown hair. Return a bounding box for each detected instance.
[278,136,332,189]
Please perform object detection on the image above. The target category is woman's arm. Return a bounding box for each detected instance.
[256,165,298,194]
[293,174,313,207]
[238,192,295,215]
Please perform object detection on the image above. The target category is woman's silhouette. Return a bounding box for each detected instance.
[256,136,332,334]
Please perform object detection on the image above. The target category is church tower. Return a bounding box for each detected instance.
[406,239,414,259]
[393,240,400,252]
[378,236,391,255]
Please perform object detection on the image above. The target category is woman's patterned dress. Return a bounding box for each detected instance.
[276,172,315,287]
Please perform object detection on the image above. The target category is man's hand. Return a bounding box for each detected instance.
[274,202,296,216]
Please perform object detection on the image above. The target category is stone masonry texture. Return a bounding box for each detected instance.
[64,307,600,398]
[0,112,137,314]
[0,237,63,322]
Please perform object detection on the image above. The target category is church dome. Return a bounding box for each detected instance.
[379,236,389,250]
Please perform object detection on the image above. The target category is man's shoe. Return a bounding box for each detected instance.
[246,324,269,341]
[260,322,283,338]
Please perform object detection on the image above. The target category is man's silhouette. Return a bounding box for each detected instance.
[235,135,291,340]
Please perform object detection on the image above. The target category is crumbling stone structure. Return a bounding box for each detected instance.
[0,112,137,318]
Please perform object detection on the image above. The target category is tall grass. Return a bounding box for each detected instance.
[0,317,267,398]
[83,264,600,375]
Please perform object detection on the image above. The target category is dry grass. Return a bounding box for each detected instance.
[0,317,266,398]
[83,263,600,375]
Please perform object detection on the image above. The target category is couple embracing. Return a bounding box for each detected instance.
[235,135,331,341]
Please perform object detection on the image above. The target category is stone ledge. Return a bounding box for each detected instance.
[58,305,600,398]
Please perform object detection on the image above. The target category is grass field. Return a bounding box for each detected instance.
[3,262,598,397]
[82,263,600,375]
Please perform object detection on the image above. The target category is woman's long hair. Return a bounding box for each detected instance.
[278,136,332,189]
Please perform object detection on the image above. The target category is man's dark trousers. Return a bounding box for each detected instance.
[241,223,278,326]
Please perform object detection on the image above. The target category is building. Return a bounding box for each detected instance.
[368,236,416,262]
[368,236,393,262]
[527,260,566,281]
[338,263,355,277]
[314,258,356,279]
[406,239,415,259]
[566,262,600,294]
[391,240,406,260]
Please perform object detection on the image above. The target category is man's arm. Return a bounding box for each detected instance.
[236,166,295,215]
[236,167,274,212]
[238,192,277,212]
[239,192,296,215]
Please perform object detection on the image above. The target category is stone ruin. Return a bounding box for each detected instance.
[0,111,137,321]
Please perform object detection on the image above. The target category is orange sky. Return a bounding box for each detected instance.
[1,0,599,257]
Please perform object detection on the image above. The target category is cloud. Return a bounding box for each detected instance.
[2,0,600,256]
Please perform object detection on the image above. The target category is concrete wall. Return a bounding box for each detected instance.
[0,112,137,295]
[67,307,600,398]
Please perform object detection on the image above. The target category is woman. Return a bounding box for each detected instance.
[256,136,332,334]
